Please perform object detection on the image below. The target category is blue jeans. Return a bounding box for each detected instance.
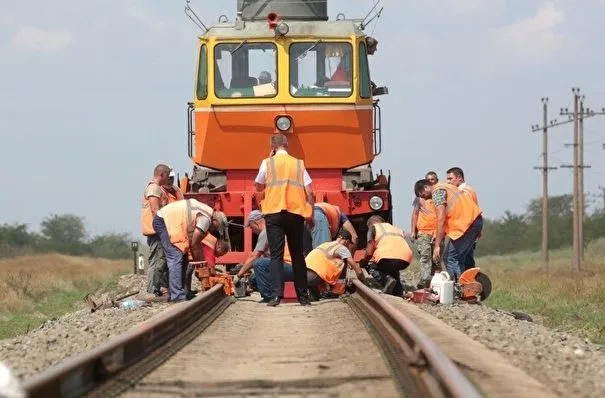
[444,215,483,281]
[152,215,188,301]
[311,207,331,248]
[253,258,293,299]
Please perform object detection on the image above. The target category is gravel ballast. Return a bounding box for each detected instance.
[414,300,605,397]
[0,274,171,380]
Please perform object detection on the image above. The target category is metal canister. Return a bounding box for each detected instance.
[234,280,247,298]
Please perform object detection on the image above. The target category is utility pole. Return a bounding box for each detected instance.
[598,186,605,212]
[560,93,605,269]
[531,97,557,271]
[559,90,580,271]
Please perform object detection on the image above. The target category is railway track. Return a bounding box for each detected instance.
[21,281,482,398]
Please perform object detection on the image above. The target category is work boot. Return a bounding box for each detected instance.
[382,275,397,295]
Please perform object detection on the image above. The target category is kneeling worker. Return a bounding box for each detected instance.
[305,229,365,296]
[152,198,225,302]
[364,215,413,296]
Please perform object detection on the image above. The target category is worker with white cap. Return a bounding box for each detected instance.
[164,169,184,203]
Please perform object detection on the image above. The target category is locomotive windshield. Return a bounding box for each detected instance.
[214,42,278,98]
[289,41,353,97]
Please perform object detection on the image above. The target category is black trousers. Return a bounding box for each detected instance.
[369,259,409,296]
[265,210,308,298]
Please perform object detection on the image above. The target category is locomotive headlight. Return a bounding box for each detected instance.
[276,22,289,35]
[276,116,291,131]
[369,195,383,210]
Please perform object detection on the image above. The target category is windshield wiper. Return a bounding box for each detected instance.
[230,40,248,54]
[297,40,322,60]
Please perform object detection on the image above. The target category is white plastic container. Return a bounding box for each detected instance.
[439,280,454,305]
[429,272,454,305]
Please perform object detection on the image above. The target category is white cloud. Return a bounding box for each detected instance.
[11,26,72,53]
[489,2,566,65]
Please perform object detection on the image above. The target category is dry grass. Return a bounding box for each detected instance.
[0,253,130,339]
[403,238,605,344]
[478,239,605,344]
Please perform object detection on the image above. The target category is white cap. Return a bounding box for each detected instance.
[169,171,175,178]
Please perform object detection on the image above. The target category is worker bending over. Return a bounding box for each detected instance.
[233,210,293,303]
[410,171,440,288]
[152,198,225,302]
[305,229,365,299]
[311,202,358,248]
[141,163,171,297]
[255,133,314,306]
[414,179,483,281]
[364,215,413,296]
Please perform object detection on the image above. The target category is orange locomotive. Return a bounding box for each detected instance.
[179,0,391,267]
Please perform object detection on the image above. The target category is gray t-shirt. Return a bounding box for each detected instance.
[254,229,270,256]
[333,244,352,260]
[195,215,211,233]
[144,183,163,199]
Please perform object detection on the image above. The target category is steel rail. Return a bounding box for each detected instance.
[347,279,483,398]
[21,284,232,398]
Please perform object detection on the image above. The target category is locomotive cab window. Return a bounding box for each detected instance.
[196,44,208,100]
[214,42,278,98]
[289,42,353,98]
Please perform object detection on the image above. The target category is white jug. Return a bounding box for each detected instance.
[429,272,453,305]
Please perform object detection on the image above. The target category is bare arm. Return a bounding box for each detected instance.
[255,182,265,193]
[190,228,206,261]
[175,188,184,201]
[410,206,419,238]
[304,184,314,207]
[433,205,446,248]
[148,196,161,216]
[342,220,358,245]
[236,251,262,278]
[346,258,366,283]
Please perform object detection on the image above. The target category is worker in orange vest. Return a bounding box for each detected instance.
[305,229,365,299]
[141,163,171,296]
[152,198,225,302]
[414,178,483,281]
[446,167,479,205]
[364,215,413,296]
[445,167,481,268]
[410,171,441,288]
[164,170,185,203]
[311,202,358,248]
[255,133,314,306]
[185,233,230,293]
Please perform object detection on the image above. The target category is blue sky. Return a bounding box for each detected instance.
[1,0,605,239]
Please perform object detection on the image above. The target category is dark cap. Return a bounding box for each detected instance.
[337,229,352,241]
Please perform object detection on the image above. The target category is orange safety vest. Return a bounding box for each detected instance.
[165,186,184,204]
[314,202,342,239]
[305,241,347,286]
[260,153,312,218]
[141,181,169,236]
[460,184,479,206]
[161,199,214,254]
[416,198,437,235]
[433,183,482,240]
[372,223,413,263]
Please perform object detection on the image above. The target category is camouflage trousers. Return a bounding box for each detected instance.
[146,234,168,295]
[416,233,441,288]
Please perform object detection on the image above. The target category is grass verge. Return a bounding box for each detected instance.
[0,253,130,340]
[478,238,605,345]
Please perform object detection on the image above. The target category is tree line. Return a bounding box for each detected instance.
[0,214,135,259]
[1,195,604,260]
[475,194,605,256]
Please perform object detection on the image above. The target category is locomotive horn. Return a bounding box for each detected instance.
[267,12,280,29]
